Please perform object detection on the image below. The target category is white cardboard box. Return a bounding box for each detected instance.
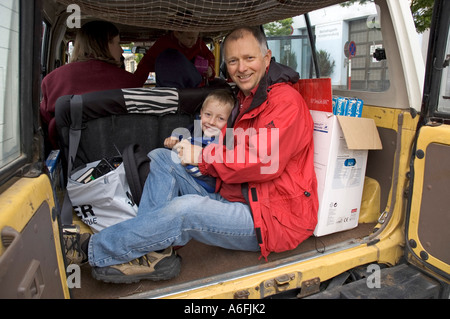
[311,110,382,236]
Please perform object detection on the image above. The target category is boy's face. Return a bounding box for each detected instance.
[200,99,232,137]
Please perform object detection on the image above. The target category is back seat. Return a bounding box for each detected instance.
[55,80,233,171]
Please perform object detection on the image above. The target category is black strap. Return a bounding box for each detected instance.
[61,95,83,226]
[241,183,263,244]
[122,144,150,205]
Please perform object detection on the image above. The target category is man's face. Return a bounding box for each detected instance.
[224,30,272,96]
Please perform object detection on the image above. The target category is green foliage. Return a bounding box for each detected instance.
[123,43,143,63]
[339,0,372,7]
[264,18,294,36]
[316,50,335,77]
[410,0,434,33]
[281,50,298,71]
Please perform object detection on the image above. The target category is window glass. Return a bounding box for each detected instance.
[437,24,450,114]
[41,20,50,78]
[266,1,389,92]
[0,1,20,168]
[266,32,312,79]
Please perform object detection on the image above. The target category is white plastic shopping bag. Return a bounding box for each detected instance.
[67,160,138,233]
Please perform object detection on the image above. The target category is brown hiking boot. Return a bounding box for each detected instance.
[91,247,181,284]
[63,226,90,265]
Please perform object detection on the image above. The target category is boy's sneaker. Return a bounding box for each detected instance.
[63,226,90,265]
[91,247,181,284]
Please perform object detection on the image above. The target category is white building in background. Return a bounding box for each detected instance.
[291,2,379,86]
[122,48,137,72]
[267,1,427,92]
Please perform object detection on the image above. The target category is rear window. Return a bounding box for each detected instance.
[438,24,450,114]
[266,1,389,93]
[0,1,20,169]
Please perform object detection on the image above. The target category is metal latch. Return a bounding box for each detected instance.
[261,273,297,297]
[378,210,388,224]
[274,273,293,291]
[297,277,320,298]
[234,290,250,299]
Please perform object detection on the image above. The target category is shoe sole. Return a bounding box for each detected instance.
[91,254,182,284]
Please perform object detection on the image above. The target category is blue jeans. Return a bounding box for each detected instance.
[88,148,259,267]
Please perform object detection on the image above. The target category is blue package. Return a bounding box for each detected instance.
[332,96,337,114]
[345,98,357,116]
[335,97,348,115]
[354,99,363,117]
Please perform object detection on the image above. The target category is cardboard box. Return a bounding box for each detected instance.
[311,110,382,236]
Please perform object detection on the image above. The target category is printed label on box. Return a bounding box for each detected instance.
[332,157,364,189]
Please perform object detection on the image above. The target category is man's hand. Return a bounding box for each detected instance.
[174,139,203,166]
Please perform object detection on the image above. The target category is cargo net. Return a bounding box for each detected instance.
[57,0,346,32]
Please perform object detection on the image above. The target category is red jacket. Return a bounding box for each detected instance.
[199,61,318,260]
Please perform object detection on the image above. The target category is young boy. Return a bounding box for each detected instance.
[164,89,235,192]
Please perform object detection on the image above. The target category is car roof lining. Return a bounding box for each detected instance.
[56,0,347,41]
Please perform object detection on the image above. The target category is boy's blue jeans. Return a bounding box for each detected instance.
[88,148,259,267]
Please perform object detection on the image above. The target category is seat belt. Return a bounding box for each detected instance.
[60,95,83,227]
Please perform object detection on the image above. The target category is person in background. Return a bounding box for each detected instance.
[40,20,146,150]
[134,31,216,88]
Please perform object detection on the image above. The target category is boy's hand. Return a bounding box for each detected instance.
[164,137,179,149]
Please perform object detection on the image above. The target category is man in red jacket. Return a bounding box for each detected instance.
[183,26,319,259]
[73,26,318,284]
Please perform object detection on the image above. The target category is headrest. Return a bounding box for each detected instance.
[178,79,233,115]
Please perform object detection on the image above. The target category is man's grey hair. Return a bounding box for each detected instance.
[223,26,268,58]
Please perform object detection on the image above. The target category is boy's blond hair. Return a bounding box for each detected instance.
[202,90,235,113]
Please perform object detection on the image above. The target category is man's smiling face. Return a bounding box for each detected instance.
[224,29,272,96]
